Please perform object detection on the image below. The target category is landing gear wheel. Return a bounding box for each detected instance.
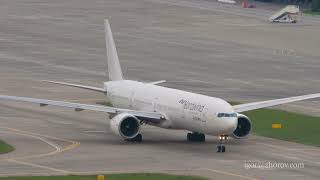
[217,144,226,152]
[221,145,226,152]
[135,134,142,143]
[126,134,142,143]
[217,145,222,152]
[187,132,205,142]
[187,133,192,141]
[199,134,205,142]
[216,135,228,153]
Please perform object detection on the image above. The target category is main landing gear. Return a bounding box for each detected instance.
[126,134,142,143]
[217,135,228,153]
[187,132,205,142]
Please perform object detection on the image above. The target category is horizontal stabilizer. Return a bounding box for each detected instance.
[149,80,166,85]
[42,80,106,93]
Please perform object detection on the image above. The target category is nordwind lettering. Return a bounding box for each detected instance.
[178,99,205,112]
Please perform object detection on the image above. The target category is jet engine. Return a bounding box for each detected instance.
[232,114,252,139]
[110,113,141,139]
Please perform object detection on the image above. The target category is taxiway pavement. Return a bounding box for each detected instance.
[0,0,319,179]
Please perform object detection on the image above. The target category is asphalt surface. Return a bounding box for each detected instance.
[0,0,320,179]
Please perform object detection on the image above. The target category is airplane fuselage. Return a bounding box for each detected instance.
[105,80,238,136]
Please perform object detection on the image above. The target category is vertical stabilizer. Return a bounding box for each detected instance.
[105,19,123,81]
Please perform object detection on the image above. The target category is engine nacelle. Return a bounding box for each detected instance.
[232,114,252,139]
[110,113,141,139]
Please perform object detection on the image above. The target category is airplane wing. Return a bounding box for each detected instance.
[233,93,320,113]
[0,95,164,123]
[42,80,106,93]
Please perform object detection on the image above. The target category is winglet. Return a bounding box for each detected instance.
[105,19,123,81]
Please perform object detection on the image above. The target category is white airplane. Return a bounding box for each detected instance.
[1,20,319,153]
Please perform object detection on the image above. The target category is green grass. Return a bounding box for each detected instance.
[0,140,14,154]
[0,174,207,180]
[304,10,320,16]
[228,101,241,106]
[229,101,320,146]
[96,101,113,107]
[243,108,320,146]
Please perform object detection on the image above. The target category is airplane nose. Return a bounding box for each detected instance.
[225,117,238,133]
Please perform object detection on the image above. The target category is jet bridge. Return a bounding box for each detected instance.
[269,5,300,23]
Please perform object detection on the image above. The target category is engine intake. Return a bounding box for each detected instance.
[110,113,140,139]
[232,114,251,139]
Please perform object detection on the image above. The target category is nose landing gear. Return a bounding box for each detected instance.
[217,135,228,153]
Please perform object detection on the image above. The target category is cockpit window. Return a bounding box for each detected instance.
[217,113,237,117]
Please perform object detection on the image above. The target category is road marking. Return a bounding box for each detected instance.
[0,127,79,160]
[58,168,260,180]
[7,159,70,174]
[286,174,306,177]
[0,172,64,177]
[216,22,268,27]
[258,142,320,157]
[0,130,61,160]
[258,142,320,165]
[48,121,73,125]
[1,127,315,179]
[83,130,106,133]
[0,126,80,174]
[3,127,80,157]
[201,168,260,180]
[270,152,299,160]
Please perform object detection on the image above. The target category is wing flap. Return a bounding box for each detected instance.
[233,93,320,113]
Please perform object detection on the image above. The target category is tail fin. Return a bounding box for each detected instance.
[105,19,123,81]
